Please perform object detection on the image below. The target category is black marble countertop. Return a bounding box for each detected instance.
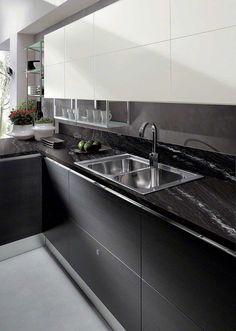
[0,135,235,253]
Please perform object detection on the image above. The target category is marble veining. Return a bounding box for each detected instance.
[0,131,235,252]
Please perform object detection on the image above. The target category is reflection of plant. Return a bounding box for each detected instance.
[17,99,37,110]
[9,109,36,125]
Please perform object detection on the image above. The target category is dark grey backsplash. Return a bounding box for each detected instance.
[60,122,236,182]
[43,98,236,156]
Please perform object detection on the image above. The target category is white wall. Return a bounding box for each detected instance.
[0,0,56,45]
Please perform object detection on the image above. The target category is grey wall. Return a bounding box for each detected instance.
[39,0,236,156]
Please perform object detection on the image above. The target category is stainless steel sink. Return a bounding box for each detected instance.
[75,154,203,195]
[78,154,149,176]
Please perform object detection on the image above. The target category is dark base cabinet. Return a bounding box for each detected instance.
[142,281,201,331]
[70,221,141,331]
[0,154,42,245]
[69,170,141,275]
[142,211,236,331]
[43,158,70,261]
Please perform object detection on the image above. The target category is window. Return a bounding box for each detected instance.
[0,51,10,137]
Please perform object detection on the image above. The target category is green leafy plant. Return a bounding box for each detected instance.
[35,117,53,124]
[17,99,37,111]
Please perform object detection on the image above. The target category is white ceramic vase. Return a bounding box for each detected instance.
[33,123,55,141]
[11,124,34,140]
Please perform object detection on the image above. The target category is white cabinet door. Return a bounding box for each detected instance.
[44,63,64,98]
[44,27,65,66]
[65,14,94,62]
[94,0,170,55]
[171,27,236,105]
[65,58,94,99]
[171,0,236,38]
[95,42,171,102]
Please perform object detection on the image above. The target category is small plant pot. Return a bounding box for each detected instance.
[11,124,34,140]
[33,123,55,141]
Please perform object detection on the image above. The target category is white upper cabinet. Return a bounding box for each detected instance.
[44,63,64,99]
[44,27,65,66]
[171,0,236,38]
[65,14,94,61]
[171,27,236,105]
[95,41,171,102]
[65,58,94,99]
[94,0,170,55]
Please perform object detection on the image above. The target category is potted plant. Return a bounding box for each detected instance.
[33,117,55,141]
[9,107,36,140]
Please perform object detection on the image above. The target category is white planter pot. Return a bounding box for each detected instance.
[33,123,55,141]
[11,124,34,140]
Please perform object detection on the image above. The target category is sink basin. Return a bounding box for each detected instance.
[79,154,149,176]
[113,164,202,194]
[75,154,203,195]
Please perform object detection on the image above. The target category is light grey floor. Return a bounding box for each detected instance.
[0,247,111,331]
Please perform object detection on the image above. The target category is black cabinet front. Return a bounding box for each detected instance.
[142,281,201,331]
[142,211,236,331]
[69,171,141,275]
[43,158,70,261]
[70,221,141,331]
[0,155,42,245]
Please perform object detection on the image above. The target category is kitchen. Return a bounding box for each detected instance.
[0,1,235,330]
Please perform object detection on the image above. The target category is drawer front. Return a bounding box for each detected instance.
[0,155,42,245]
[69,171,141,274]
[70,222,141,331]
[43,159,70,260]
[142,211,236,331]
[142,281,201,331]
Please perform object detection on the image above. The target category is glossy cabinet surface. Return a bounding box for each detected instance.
[171,0,236,38]
[70,221,141,331]
[142,281,201,331]
[44,27,65,66]
[171,27,236,105]
[94,0,170,55]
[65,14,94,61]
[44,63,64,99]
[69,170,141,275]
[44,0,236,104]
[65,58,94,100]
[0,155,42,245]
[95,41,171,102]
[142,211,236,331]
[43,159,70,261]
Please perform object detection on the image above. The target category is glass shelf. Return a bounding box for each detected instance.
[26,41,44,52]
[27,69,43,74]
[54,116,128,128]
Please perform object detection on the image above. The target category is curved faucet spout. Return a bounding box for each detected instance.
[138,122,159,166]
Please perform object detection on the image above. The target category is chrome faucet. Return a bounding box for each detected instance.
[139,122,159,167]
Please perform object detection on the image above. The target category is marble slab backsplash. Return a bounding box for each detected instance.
[59,123,236,183]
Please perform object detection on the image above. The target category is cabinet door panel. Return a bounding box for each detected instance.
[142,281,201,331]
[95,42,171,102]
[43,159,70,261]
[0,155,42,245]
[44,27,65,66]
[171,27,236,105]
[171,0,236,38]
[69,171,141,274]
[70,222,141,331]
[65,14,94,61]
[142,211,236,331]
[94,0,170,55]
[44,63,64,98]
[65,58,94,99]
